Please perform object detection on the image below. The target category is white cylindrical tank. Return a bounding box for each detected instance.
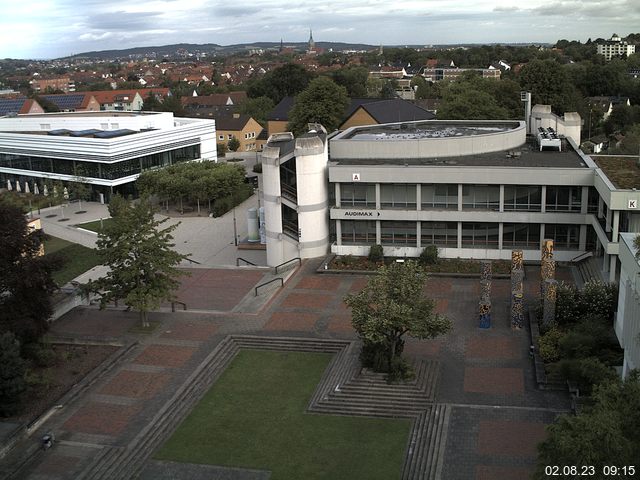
[262,143,285,266]
[247,207,259,242]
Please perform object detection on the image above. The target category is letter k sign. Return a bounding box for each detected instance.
[629,199,638,209]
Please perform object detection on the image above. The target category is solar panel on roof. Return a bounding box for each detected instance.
[0,99,26,115]
[48,129,72,136]
[70,129,102,137]
[42,94,84,110]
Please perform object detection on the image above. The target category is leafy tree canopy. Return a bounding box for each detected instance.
[85,196,189,326]
[287,76,349,134]
[239,96,275,127]
[246,63,315,104]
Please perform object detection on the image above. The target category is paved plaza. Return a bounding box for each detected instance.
[0,258,570,479]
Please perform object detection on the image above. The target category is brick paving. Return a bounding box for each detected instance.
[99,370,172,399]
[63,402,141,436]
[464,367,525,395]
[133,345,197,368]
[5,261,575,480]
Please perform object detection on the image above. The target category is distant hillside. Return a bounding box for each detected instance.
[62,41,379,61]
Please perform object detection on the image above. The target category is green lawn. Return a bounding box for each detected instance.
[43,236,102,286]
[155,350,411,480]
[76,218,113,233]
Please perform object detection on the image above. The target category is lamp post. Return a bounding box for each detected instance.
[233,206,238,246]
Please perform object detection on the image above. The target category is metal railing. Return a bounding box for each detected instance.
[274,257,301,274]
[570,251,593,263]
[236,257,257,266]
[254,277,283,296]
[171,301,187,312]
[184,257,201,265]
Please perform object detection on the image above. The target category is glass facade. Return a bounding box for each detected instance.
[380,184,417,209]
[462,185,500,210]
[0,145,200,181]
[341,220,376,245]
[546,186,582,212]
[503,223,541,248]
[420,221,458,246]
[504,186,541,212]
[282,204,298,239]
[340,183,375,207]
[421,184,457,210]
[461,222,500,248]
[545,224,580,249]
[381,221,416,246]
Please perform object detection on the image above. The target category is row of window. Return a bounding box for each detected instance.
[0,145,200,180]
[338,183,598,213]
[340,220,588,250]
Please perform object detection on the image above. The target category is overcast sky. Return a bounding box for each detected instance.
[1,0,639,59]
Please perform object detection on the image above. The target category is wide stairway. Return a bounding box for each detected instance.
[576,256,604,286]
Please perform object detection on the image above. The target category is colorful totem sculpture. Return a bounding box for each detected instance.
[479,260,492,328]
[510,250,524,329]
[543,279,558,327]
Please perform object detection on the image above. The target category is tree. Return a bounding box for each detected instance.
[85,196,189,327]
[69,178,92,210]
[518,59,582,113]
[535,372,640,477]
[239,96,275,127]
[344,261,452,378]
[331,66,369,97]
[287,77,349,134]
[0,332,27,417]
[227,137,241,152]
[0,202,59,346]
[438,82,509,120]
[246,63,315,104]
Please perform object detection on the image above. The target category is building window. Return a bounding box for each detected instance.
[461,222,499,248]
[462,185,500,210]
[421,184,457,209]
[587,187,599,214]
[545,224,580,249]
[219,135,224,140]
[504,186,541,211]
[282,204,298,240]
[381,221,416,246]
[341,220,376,245]
[421,221,457,246]
[40,124,50,130]
[340,183,376,207]
[380,184,417,209]
[546,186,582,212]
[503,223,540,248]
[228,134,233,140]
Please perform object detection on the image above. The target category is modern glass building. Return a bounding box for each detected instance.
[0,111,217,199]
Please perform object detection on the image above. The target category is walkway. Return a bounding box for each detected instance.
[0,260,570,480]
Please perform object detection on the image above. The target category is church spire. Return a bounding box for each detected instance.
[308,29,315,51]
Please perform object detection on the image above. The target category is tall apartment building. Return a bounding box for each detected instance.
[597,33,636,61]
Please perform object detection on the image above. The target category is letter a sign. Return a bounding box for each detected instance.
[352,173,361,182]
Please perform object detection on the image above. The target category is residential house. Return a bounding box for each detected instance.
[30,76,75,93]
[340,98,435,130]
[215,114,263,152]
[0,98,44,116]
[587,96,631,121]
[597,34,636,61]
[182,93,248,119]
[40,93,101,112]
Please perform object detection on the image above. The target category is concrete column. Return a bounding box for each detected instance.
[612,210,620,242]
[458,184,463,211]
[540,224,545,249]
[336,219,342,246]
[579,225,587,251]
[499,185,505,213]
[457,221,462,249]
[416,184,421,211]
[541,185,547,213]
[598,196,603,219]
[335,183,341,208]
[605,206,612,233]
[603,253,609,273]
[416,221,422,249]
[580,186,589,214]
[498,222,504,251]
[376,220,381,245]
[375,183,381,210]
[609,255,617,282]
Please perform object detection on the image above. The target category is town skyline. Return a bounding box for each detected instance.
[2,0,639,60]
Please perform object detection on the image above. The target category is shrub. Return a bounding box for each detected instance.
[368,244,384,263]
[419,245,439,266]
[228,137,240,152]
[557,317,610,360]
[551,357,616,394]
[252,163,262,174]
[555,282,581,326]
[538,326,565,363]
[217,142,227,157]
[581,281,618,322]
[22,342,58,368]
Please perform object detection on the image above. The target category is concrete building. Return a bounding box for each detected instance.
[597,34,636,61]
[615,233,640,378]
[215,114,263,152]
[0,111,216,199]
[261,109,640,279]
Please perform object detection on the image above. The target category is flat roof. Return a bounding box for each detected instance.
[345,121,518,140]
[592,155,640,189]
[13,111,159,118]
[330,137,588,169]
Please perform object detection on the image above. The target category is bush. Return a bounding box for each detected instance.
[228,137,240,152]
[555,282,581,326]
[0,332,27,417]
[538,326,565,363]
[419,245,439,266]
[217,142,227,157]
[22,342,57,368]
[581,281,617,322]
[557,317,610,360]
[551,357,616,394]
[252,163,262,174]
[368,244,384,263]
